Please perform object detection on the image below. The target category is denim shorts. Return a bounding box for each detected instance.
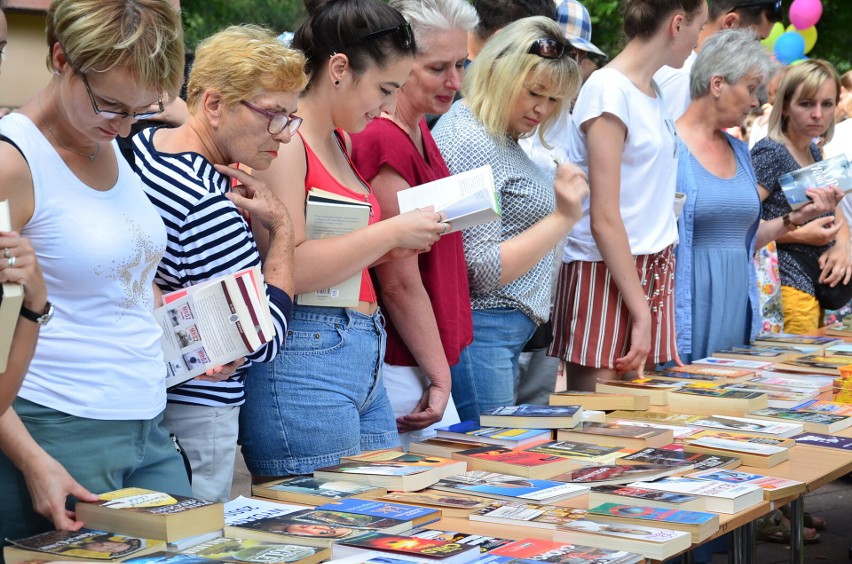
[240,306,399,476]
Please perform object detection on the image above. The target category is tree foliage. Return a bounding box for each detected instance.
[180,0,307,49]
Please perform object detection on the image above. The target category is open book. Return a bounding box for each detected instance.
[397,165,500,232]
[297,188,371,308]
[780,154,851,210]
[0,200,24,372]
[155,266,274,388]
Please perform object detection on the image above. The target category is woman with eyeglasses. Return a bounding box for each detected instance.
[130,26,306,503]
[550,0,707,390]
[0,0,189,541]
[240,0,445,477]
[431,16,587,422]
[349,0,478,447]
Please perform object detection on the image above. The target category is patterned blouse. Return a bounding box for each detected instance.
[432,101,556,324]
[753,137,828,296]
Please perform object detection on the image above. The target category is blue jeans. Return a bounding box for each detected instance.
[240,306,399,476]
[0,398,192,544]
[450,307,537,422]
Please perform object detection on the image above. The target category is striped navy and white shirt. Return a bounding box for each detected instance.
[132,126,292,407]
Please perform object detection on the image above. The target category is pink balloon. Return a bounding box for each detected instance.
[789,0,823,30]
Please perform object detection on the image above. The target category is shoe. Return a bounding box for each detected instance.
[780,504,827,530]
[756,510,821,545]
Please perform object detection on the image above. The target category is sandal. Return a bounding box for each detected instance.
[756,510,821,545]
[780,505,827,530]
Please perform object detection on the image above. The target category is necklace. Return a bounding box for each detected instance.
[38,91,100,162]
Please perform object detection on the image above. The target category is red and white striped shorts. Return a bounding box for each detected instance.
[548,246,677,369]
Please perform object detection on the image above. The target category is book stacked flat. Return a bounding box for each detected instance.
[686,468,805,501]
[752,333,843,353]
[617,446,741,470]
[434,421,551,448]
[595,379,684,406]
[479,404,583,429]
[523,440,630,465]
[687,414,803,437]
[775,354,852,376]
[251,476,386,505]
[314,450,466,492]
[667,387,768,416]
[680,434,790,467]
[588,485,706,511]
[486,538,643,564]
[377,491,490,518]
[555,421,674,449]
[748,407,852,433]
[171,536,329,564]
[713,345,802,363]
[4,529,166,564]
[626,477,763,514]
[586,502,720,543]
[431,470,589,505]
[408,437,495,459]
[550,463,684,487]
[553,515,693,561]
[549,390,651,411]
[450,445,580,479]
[330,531,481,564]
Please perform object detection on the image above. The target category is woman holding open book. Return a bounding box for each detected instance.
[752,60,849,334]
[349,0,479,448]
[241,0,447,477]
[0,0,192,543]
[673,30,840,362]
[432,16,588,422]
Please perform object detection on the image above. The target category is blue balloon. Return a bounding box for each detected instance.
[774,32,806,65]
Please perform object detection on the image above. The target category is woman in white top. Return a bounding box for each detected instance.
[550,0,708,389]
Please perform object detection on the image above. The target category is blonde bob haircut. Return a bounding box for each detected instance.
[462,16,580,143]
[47,0,184,99]
[768,59,841,145]
[187,25,308,113]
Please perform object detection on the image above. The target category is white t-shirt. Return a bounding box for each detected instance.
[563,67,680,263]
[653,50,697,122]
[824,120,852,229]
[0,113,168,420]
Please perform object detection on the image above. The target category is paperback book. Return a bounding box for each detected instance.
[555,422,674,449]
[316,498,440,527]
[489,538,642,564]
[377,491,489,518]
[400,528,514,555]
[793,432,852,450]
[523,440,628,464]
[479,404,582,429]
[605,411,704,426]
[617,446,741,470]
[331,531,480,564]
[684,429,795,448]
[408,438,494,459]
[586,503,719,543]
[550,464,684,487]
[682,436,788,467]
[686,469,805,501]
[775,354,852,375]
[553,517,692,561]
[74,488,223,543]
[752,333,842,352]
[688,414,803,437]
[430,471,589,504]
[251,476,386,506]
[667,387,768,416]
[468,501,589,530]
[747,407,852,433]
[606,419,700,440]
[314,451,466,492]
[548,390,651,411]
[178,536,329,564]
[587,485,706,511]
[792,399,852,417]
[691,357,772,371]
[4,529,164,563]
[434,421,551,448]
[626,477,763,513]
[713,345,800,363]
[450,445,578,479]
[779,153,852,210]
[595,379,684,406]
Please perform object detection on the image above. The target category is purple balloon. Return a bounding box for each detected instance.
[774,31,806,65]
[789,0,823,30]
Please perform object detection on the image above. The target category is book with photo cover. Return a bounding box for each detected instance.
[74,488,223,543]
[434,421,551,448]
[316,498,440,527]
[595,379,684,406]
[713,345,800,363]
[686,469,805,501]
[178,536,329,564]
[430,471,589,505]
[667,387,768,416]
[586,503,719,543]
[400,528,514,554]
[155,266,274,388]
[4,529,164,563]
[752,333,842,353]
[555,422,674,449]
[489,538,642,564]
[775,354,852,375]
[606,418,700,440]
[792,399,852,417]
[377,491,489,518]
[682,436,789,468]
[251,476,386,506]
[450,445,578,479]
[553,518,692,561]
[587,485,706,511]
[331,531,480,564]
[549,464,683,486]
[523,440,628,464]
[314,451,466,492]
[626,477,763,513]
[617,446,741,470]
[748,407,852,433]
[779,153,852,210]
[479,404,582,429]
[793,432,852,450]
[468,501,589,531]
[688,414,803,437]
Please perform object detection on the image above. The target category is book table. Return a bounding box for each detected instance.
[427,426,852,564]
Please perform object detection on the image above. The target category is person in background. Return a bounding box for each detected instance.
[655,0,781,121]
[241,0,446,478]
[516,0,607,406]
[550,0,708,391]
[0,0,189,542]
[752,59,850,334]
[132,25,304,502]
[467,0,557,62]
[673,30,839,366]
[350,0,478,448]
[433,16,588,422]
[834,70,851,122]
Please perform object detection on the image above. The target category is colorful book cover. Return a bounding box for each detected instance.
[627,477,762,499]
[551,464,678,485]
[588,503,717,526]
[781,355,852,370]
[179,537,326,563]
[611,378,684,388]
[316,498,439,523]
[750,408,849,425]
[607,411,704,425]
[692,357,771,370]
[469,501,588,528]
[7,529,160,561]
[566,422,668,439]
[590,485,700,505]
[490,538,642,563]
[687,469,804,492]
[524,440,623,459]
[686,430,793,447]
[793,432,852,450]
[401,528,514,554]
[753,333,841,346]
[793,400,852,416]
[335,531,474,558]
[481,404,580,417]
[455,445,567,467]
[342,450,459,470]
[124,552,209,563]
[432,471,587,502]
[317,462,427,477]
[259,476,383,500]
[674,388,764,399]
[690,415,802,435]
[619,447,739,470]
[378,491,488,512]
[654,370,729,382]
[436,421,551,442]
[669,362,756,375]
[608,419,699,439]
[82,488,214,515]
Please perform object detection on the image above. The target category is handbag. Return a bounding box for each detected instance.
[523,319,553,352]
[786,247,852,311]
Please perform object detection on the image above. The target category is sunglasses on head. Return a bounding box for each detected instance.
[527,38,576,61]
[357,22,414,49]
[731,0,783,23]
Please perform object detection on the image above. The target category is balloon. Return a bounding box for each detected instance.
[786,24,818,54]
[761,22,785,51]
[789,0,823,30]
[790,57,810,66]
[774,31,806,65]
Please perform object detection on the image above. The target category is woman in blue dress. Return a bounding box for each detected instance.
[673,30,841,363]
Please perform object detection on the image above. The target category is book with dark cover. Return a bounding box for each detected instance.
[779,153,852,210]
[551,464,682,486]
[588,485,705,511]
[479,404,582,429]
[178,537,329,564]
[748,407,852,433]
[251,476,386,505]
[377,491,488,518]
[524,440,625,460]
[431,471,588,504]
[401,528,514,554]
[4,529,164,563]
[793,432,852,450]
[332,531,479,562]
[618,447,740,470]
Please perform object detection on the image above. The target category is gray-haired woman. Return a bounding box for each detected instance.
[673,29,841,363]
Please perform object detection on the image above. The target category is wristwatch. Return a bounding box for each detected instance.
[20,301,54,326]
[783,213,801,231]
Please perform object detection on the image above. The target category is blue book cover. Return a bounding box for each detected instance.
[793,432,852,450]
[316,498,440,523]
[436,421,550,441]
[480,404,580,417]
[588,502,717,525]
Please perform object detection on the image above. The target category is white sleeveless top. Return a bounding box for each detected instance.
[0,113,167,419]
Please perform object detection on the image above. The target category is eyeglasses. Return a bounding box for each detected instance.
[240,100,303,136]
[527,38,572,60]
[731,0,783,23]
[79,72,164,120]
[357,22,414,49]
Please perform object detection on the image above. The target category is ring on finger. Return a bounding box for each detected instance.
[7,256,16,268]
[3,248,9,259]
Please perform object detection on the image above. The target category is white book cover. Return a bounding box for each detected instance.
[693,357,773,370]
[224,496,311,526]
[558,519,691,544]
[628,477,761,499]
[688,436,787,455]
[686,469,803,491]
[689,415,803,437]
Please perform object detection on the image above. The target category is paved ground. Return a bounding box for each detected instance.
[231,451,852,563]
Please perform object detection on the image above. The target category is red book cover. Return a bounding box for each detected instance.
[456,446,564,467]
[337,532,474,558]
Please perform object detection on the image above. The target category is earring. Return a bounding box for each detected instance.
[334,80,340,86]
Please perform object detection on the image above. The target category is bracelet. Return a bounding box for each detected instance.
[783,213,801,231]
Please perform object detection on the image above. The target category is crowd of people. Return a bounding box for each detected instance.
[0,0,849,558]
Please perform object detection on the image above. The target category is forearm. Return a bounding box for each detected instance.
[0,408,46,474]
[498,215,573,287]
[0,320,39,414]
[262,219,296,298]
